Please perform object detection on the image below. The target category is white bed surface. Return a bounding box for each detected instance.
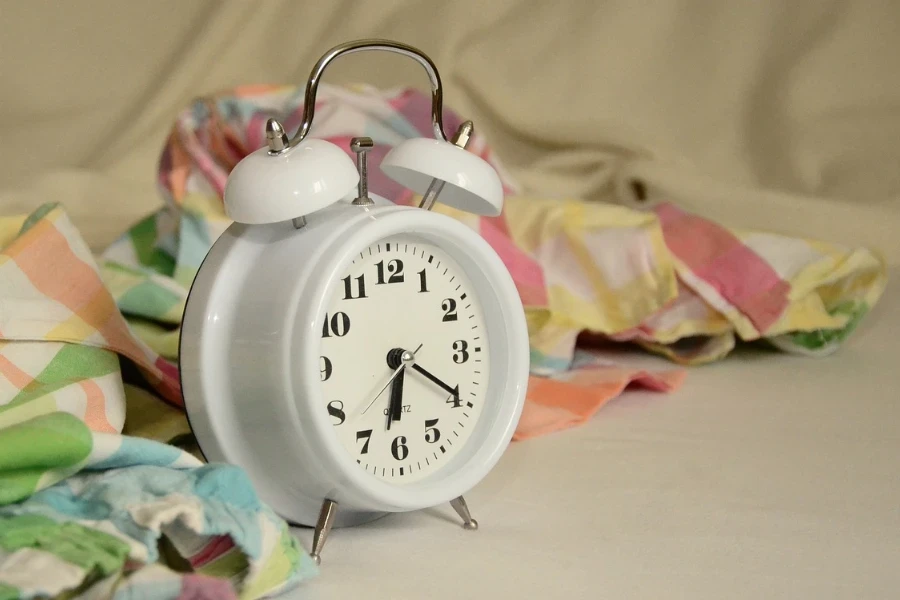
[286,272,899,599]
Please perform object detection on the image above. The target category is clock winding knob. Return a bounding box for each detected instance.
[265,118,289,153]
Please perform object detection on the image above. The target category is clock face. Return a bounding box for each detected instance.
[318,234,490,484]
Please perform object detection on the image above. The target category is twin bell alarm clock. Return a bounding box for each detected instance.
[179,39,529,564]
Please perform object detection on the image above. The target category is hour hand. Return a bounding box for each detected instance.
[387,367,405,430]
[410,364,459,399]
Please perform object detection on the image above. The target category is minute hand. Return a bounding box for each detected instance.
[410,364,459,398]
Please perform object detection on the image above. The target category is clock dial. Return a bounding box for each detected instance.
[318,235,490,483]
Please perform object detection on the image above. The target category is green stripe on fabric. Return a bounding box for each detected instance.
[129,214,176,275]
[17,203,60,236]
[0,413,91,472]
[0,583,18,600]
[0,468,45,506]
[787,301,869,351]
[4,345,119,409]
[33,343,118,383]
[117,280,182,321]
[0,515,129,574]
[100,264,145,300]
[101,261,148,277]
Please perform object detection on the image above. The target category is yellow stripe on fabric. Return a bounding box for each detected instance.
[181,192,228,218]
[526,311,582,359]
[803,249,884,299]
[239,527,303,600]
[767,247,886,336]
[646,314,734,344]
[124,320,180,360]
[523,307,553,336]
[770,293,839,334]
[783,251,853,301]
[0,394,57,429]
[575,199,662,229]
[495,195,680,337]
[196,545,249,580]
[0,214,28,248]
[121,384,190,444]
[557,232,675,331]
[44,313,99,344]
[567,202,676,331]
[432,203,481,232]
[806,238,856,265]
[501,195,565,253]
[545,280,660,333]
[638,333,736,365]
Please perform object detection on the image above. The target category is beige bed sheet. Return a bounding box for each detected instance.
[1,2,898,598]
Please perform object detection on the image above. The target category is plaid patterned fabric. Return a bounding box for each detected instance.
[153,83,885,363]
[0,204,181,407]
[0,207,311,599]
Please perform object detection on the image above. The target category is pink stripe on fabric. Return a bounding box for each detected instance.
[245,114,269,151]
[79,379,116,433]
[513,368,685,440]
[178,573,238,600]
[153,357,182,406]
[0,352,33,389]
[188,535,236,568]
[479,218,548,307]
[176,121,229,198]
[394,89,463,138]
[654,203,789,333]
[154,356,179,381]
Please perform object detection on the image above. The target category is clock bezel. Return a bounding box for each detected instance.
[288,206,529,513]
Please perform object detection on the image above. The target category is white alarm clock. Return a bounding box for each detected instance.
[179,39,529,564]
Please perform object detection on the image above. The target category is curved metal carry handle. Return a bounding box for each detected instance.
[288,39,448,148]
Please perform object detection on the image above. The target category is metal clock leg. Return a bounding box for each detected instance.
[449,495,478,531]
[309,499,338,564]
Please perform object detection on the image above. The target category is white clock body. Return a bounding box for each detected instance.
[179,195,529,528]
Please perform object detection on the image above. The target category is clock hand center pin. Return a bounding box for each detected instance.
[385,346,420,428]
[360,343,422,416]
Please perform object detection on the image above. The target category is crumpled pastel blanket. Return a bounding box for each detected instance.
[0,207,315,598]
[0,422,314,600]
[141,82,885,366]
[0,83,887,599]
